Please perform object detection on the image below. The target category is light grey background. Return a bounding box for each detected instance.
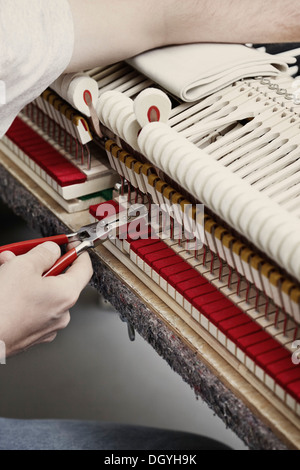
[0,202,247,450]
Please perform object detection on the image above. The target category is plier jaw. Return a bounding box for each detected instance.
[71,203,149,251]
[67,221,114,257]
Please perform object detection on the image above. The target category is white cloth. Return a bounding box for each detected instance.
[0,0,74,137]
[128,43,293,102]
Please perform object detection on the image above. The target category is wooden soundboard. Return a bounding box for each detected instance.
[0,147,298,450]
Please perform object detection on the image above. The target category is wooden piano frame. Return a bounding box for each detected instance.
[0,148,299,450]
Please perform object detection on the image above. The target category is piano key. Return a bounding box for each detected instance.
[167,269,197,290]
[227,322,262,345]
[237,330,272,350]
[160,262,193,296]
[267,357,299,376]
[208,307,243,328]
[277,368,300,388]
[136,241,169,258]
[143,249,177,267]
[287,380,300,404]
[151,256,185,284]
[256,348,291,376]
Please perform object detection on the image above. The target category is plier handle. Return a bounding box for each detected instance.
[0,204,148,277]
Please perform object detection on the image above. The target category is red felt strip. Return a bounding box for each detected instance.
[6,118,87,187]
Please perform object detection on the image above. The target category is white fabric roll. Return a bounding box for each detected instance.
[128,44,293,102]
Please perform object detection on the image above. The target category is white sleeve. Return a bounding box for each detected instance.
[0,0,74,137]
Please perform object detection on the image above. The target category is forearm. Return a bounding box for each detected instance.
[67,0,300,72]
[165,0,300,45]
[67,0,166,72]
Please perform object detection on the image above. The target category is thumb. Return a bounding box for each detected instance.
[23,242,62,275]
[0,251,16,265]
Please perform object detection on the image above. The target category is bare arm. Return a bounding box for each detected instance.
[67,0,300,72]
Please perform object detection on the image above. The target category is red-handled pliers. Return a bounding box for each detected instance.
[0,204,148,278]
[0,224,108,278]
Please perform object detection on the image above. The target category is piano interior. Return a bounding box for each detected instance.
[1,44,300,448]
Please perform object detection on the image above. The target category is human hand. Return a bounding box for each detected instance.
[0,242,93,357]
